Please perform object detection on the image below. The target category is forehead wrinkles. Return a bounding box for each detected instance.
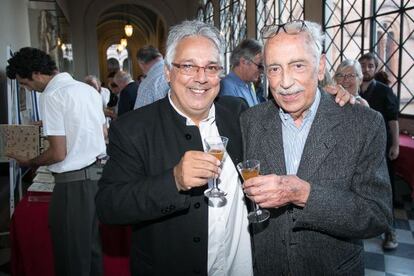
[174,36,220,63]
[264,33,317,65]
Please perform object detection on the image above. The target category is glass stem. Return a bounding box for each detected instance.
[254,203,261,213]
[213,176,219,190]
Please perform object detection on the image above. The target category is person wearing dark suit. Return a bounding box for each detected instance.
[95,20,253,276]
[113,70,138,117]
[241,20,392,275]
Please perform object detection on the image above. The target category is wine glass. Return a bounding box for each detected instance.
[237,159,270,223]
[204,136,228,198]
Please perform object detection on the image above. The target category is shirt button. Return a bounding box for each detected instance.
[194,202,200,209]
[193,269,201,274]
[169,204,175,210]
[193,237,200,243]
[185,134,192,140]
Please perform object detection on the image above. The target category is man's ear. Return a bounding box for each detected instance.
[240,57,249,65]
[164,65,171,83]
[317,54,326,81]
[31,71,41,81]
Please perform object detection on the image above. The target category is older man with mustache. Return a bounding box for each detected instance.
[241,20,392,275]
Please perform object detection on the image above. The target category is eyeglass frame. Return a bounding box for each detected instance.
[260,20,321,52]
[248,59,264,71]
[334,73,357,80]
[171,62,223,77]
[261,20,308,39]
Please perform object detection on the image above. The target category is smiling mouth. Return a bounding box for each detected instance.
[189,88,209,94]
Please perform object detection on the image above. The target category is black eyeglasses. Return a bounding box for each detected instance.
[171,63,223,77]
[249,60,264,71]
[261,20,308,39]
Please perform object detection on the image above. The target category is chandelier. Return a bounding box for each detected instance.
[120,38,128,47]
[124,23,133,37]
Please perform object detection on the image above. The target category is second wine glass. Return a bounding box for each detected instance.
[204,136,228,198]
[237,159,270,223]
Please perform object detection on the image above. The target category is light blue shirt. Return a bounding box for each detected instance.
[280,89,321,175]
[133,58,170,109]
[219,72,259,107]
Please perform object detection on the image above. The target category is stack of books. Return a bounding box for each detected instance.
[27,166,55,202]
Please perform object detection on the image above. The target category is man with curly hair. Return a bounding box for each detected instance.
[7,47,106,276]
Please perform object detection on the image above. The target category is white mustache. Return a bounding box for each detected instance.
[276,86,304,95]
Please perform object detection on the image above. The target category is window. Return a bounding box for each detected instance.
[206,1,214,24]
[196,7,204,21]
[324,0,414,116]
[256,0,304,39]
[220,0,247,72]
[196,1,214,24]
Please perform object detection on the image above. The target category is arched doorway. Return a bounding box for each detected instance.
[97,4,166,84]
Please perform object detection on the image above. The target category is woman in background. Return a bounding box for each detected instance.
[334,59,370,107]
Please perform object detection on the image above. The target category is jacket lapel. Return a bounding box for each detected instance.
[259,101,287,176]
[296,92,341,180]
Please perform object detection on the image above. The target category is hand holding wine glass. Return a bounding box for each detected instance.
[237,160,270,223]
[173,151,222,191]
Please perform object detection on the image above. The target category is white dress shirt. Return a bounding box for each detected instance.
[40,73,106,173]
[168,92,253,276]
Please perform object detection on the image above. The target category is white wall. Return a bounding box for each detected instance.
[0,0,31,124]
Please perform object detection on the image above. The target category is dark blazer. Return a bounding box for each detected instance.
[117,81,138,116]
[240,91,392,276]
[96,96,247,276]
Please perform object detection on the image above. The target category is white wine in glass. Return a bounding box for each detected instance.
[204,136,228,198]
[237,160,270,223]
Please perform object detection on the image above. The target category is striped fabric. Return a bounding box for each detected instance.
[279,89,321,174]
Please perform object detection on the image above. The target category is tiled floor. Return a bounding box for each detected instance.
[364,198,414,276]
[0,178,413,275]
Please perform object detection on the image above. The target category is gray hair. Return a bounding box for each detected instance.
[264,20,324,62]
[136,45,162,64]
[335,59,363,80]
[230,38,263,68]
[84,75,100,90]
[165,20,224,69]
[113,70,132,84]
[297,21,324,61]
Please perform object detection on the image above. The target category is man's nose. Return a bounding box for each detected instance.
[280,71,294,88]
[194,67,208,82]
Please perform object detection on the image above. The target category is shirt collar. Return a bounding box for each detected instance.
[168,91,215,126]
[43,72,73,94]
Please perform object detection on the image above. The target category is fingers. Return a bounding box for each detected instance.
[174,151,222,191]
[335,86,350,107]
[243,175,309,208]
[325,84,354,107]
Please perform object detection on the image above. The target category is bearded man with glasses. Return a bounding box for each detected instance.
[241,20,392,275]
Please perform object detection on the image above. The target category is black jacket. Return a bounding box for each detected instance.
[96,96,247,275]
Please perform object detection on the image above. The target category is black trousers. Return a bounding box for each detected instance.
[48,177,103,276]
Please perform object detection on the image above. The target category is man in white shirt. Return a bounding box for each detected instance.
[7,47,107,276]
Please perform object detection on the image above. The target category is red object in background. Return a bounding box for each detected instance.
[11,193,131,276]
[394,134,414,200]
